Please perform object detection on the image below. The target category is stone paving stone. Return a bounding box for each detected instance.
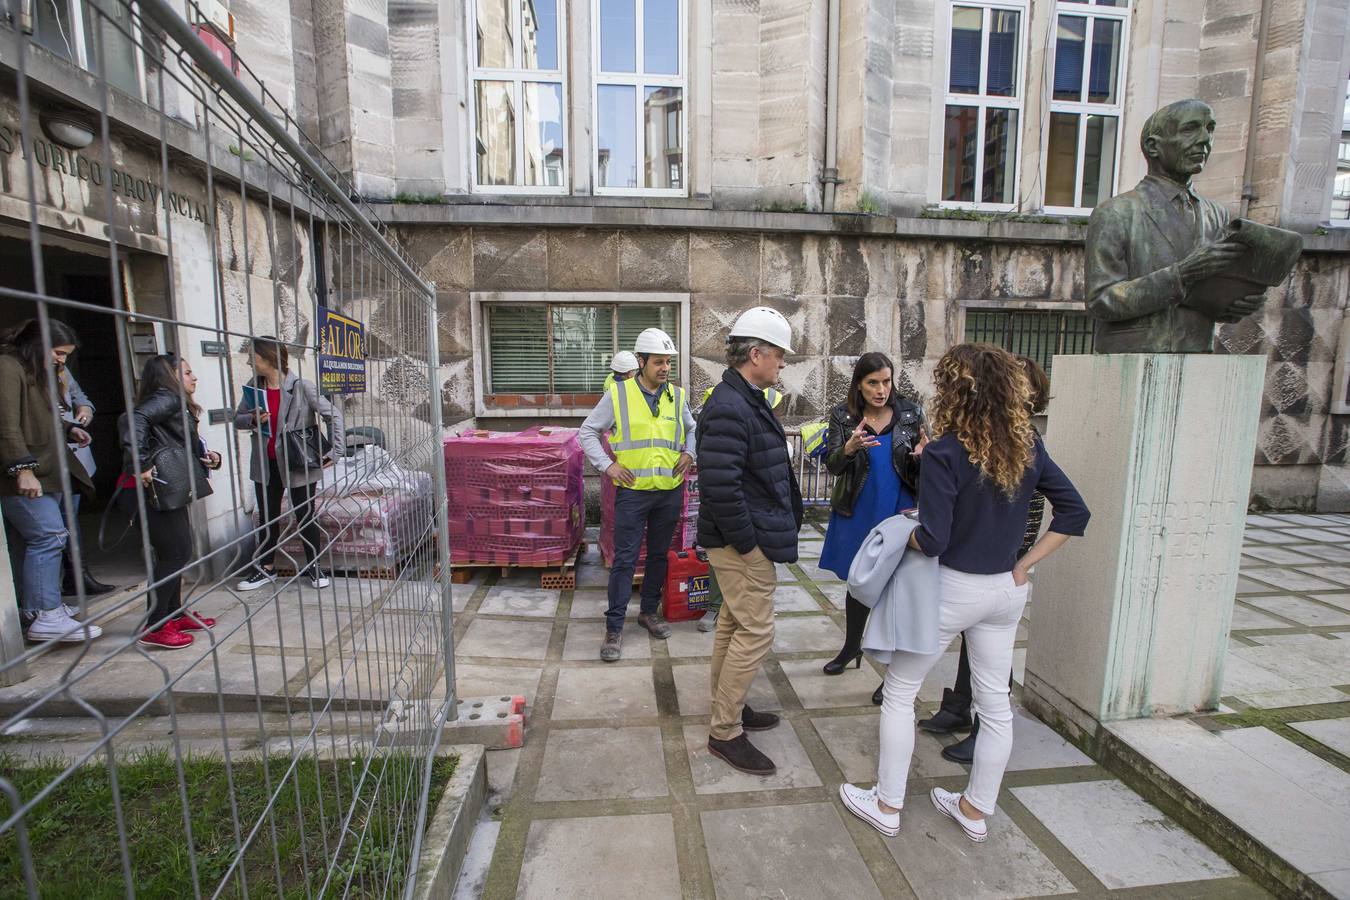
[671,663,780,716]
[918,650,962,703]
[774,562,798,582]
[772,615,846,654]
[819,582,848,608]
[800,561,842,583]
[1005,708,1093,771]
[1229,602,1294,629]
[552,666,658,720]
[1231,640,1350,687]
[811,713,964,782]
[562,621,652,660]
[568,589,609,618]
[516,814,681,900]
[453,663,542,702]
[882,794,1076,900]
[1242,594,1350,627]
[665,620,716,658]
[683,722,823,794]
[1246,632,1345,648]
[1235,576,1277,594]
[702,803,882,900]
[1242,545,1325,565]
[1219,727,1350,817]
[1231,686,1350,708]
[774,585,826,612]
[779,658,881,709]
[477,587,561,618]
[1107,718,1350,878]
[1012,779,1236,889]
[1285,527,1350,543]
[457,619,554,660]
[1242,529,1306,545]
[1296,544,1350,563]
[535,726,669,801]
[1291,717,1350,758]
[1296,565,1350,586]
[1263,514,1332,527]
[1313,868,1350,898]
[1310,592,1350,612]
[574,563,610,588]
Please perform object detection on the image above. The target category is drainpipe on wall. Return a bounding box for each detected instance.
[821,0,842,211]
[1240,0,1274,219]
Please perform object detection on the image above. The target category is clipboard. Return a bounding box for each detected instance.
[242,384,272,437]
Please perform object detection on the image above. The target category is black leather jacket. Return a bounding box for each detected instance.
[118,388,203,473]
[824,396,924,517]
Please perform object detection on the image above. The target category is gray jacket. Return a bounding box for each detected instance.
[233,372,345,487]
[848,515,942,659]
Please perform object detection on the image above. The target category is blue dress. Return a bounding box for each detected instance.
[819,430,917,580]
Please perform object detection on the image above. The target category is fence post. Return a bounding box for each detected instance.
[424,284,456,710]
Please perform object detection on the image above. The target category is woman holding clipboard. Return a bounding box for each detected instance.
[234,336,345,591]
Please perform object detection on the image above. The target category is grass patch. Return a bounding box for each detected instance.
[1,748,456,899]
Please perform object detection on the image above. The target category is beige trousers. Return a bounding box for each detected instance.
[707,545,777,741]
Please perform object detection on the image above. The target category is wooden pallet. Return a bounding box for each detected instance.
[450,541,586,590]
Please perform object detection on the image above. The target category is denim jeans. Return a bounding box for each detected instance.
[877,566,1029,816]
[606,485,684,632]
[1,493,69,613]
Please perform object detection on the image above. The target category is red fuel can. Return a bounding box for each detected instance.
[662,549,711,622]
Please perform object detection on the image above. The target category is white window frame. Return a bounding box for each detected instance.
[934,0,1029,212]
[467,0,570,195]
[470,291,691,417]
[33,0,148,101]
[1041,0,1131,216]
[591,0,688,197]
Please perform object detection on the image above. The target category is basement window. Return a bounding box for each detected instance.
[963,307,1095,377]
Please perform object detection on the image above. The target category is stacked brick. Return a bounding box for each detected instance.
[443,428,585,567]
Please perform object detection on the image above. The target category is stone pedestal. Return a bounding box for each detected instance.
[1023,353,1264,727]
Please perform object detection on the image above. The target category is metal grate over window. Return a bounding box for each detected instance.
[963,308,1096,376]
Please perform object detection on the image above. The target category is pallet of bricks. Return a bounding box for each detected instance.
[444,427,585,588]
[268,445,434,578]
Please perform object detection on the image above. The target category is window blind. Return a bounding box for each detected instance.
[552,305,609,391]
[617,305,680,380]
[487,305,549,391]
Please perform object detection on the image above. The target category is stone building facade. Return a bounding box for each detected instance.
[4,0,1350,509]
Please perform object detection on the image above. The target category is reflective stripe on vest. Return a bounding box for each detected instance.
[609,379,685,491]
[800,421,828,456]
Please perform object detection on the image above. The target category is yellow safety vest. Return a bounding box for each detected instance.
[701,385,783,409]
[610,378,686,491]
[800,421,828,457]
[603,373,616,393]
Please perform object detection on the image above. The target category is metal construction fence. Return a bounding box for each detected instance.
[0,0,454,896]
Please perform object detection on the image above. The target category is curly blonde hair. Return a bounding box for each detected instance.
[928,343,1035,498]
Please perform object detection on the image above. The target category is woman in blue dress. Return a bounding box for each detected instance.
[819,353,925,700]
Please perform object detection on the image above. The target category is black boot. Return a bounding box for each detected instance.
[918,688,973,733]
[62,553,115,596]
[871,683,884,706]
[941,716,979,764]
[824,593,869,675]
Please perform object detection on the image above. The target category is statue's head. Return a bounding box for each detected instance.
[1140,99,1216,181]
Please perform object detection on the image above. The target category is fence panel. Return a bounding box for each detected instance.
[0,0,452,896]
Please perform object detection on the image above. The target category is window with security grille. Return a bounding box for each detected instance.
[485,302,680,396]
[962,308,1096,376]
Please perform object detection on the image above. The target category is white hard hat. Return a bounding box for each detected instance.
[634,327,677,355]
[610,350,639,373]
[729,306,793,353]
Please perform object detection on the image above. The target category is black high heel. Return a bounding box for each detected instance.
[823,650,863,676]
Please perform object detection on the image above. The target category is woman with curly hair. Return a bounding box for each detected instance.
[839,343,1088,843]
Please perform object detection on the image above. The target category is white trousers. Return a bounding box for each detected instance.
[877,566,1029,815]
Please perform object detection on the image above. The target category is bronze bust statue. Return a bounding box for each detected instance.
[1084,99,1300,353]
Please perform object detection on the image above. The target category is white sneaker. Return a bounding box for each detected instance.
[930,787,988,842]
[62,604,82,619]
[697,610,719,633]
[27,608,103,643]
[236,566,276,592]
[839,783,900,837]
[307,568,331,589]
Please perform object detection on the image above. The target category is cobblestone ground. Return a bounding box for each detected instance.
[444,516,1350,900]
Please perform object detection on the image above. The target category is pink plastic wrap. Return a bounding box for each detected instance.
[598,431,699,573]
[444,427,585,567]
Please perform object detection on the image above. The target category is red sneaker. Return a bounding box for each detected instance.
[139,623,194,649]
[174,612,216,631]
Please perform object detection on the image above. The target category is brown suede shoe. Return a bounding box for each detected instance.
[707,733,776,775]
[741,705,780,732]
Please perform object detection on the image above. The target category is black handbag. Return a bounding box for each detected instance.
[282,424,329,472]
[145,425,213,511]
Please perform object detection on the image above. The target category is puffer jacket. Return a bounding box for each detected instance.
[824,396,923,517]
[696,368,804,563]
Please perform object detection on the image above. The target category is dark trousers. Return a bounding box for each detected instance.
[606,485,684,633]
[254,458,323,572]
[117,492,192,627]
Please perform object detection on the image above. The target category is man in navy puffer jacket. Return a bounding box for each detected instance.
[698,307,803,776]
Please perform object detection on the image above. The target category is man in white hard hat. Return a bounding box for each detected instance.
[602,350,640,392]
[579,327,696,661]
[697,306,802,775]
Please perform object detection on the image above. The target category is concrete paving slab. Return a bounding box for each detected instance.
[1236,576,1278,594]
[702,803,881,900]
[1313,868,1350,899]
[1229,602,1295,629]
[552,666,658,720]
[1291,717,1350,758]
[516,814,681,900]
[1242,529,1306,545]
[1242,594,1350,627]
[800,561,842,583]
[683,722,823,794]
[1005,708,1093,771]
[1230,641,1350,687]
[485,747,522,803]
[535,726,668,801]
[1284,528,1350,543]
[457,619,553,660]
[772,615,845,654]
[1230,687,1350,709]
[477,587,560,618]
[779,658,881,709]
[1243,569,1344,593]
[1296,565,1350,587]
[882,794,1076,900]
[773,585,825,612]
[568,589,610,618]
[574,564,610,588]
[1219,727,1350,817]
[1012,779,1236,889]
[819,582,848,608]
[562,621,652,660]
[671,663,780,716]
[1242,545,1324,565]
[1261,514,1332,527]
[810,713,964,782]
[1296,544,1350,563]
[918,651,961,703]
[664,620,715,657]
[1310,592,1350,612]
[452,664,541,704]
[1106,718,1350,877]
